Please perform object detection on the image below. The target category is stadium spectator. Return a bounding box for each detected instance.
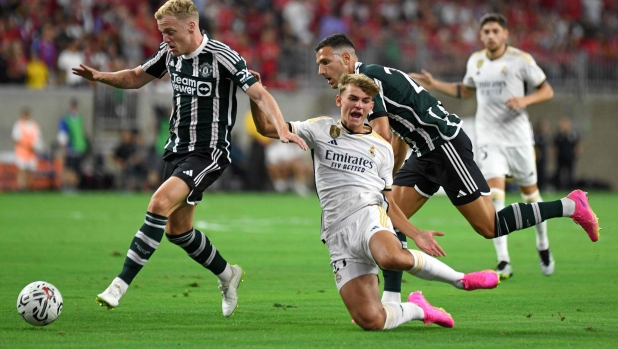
[57,99,88,190]
[1,0,618,89]
[553,116,581,190]
[244,109,273,191]
[25,50,49,89]
[57,40,85,87]
[265,141,311,196]
[12,107,43,190]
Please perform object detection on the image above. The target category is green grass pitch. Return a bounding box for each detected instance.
[0,191,615,348]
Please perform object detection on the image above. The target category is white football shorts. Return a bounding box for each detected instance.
[476,144,537,187]
[325,205,396,292]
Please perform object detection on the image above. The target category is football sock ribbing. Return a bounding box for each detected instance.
[382,302,424,330]
[494,199,563,238]
[118,212,167,285]
[166,228,229,278]
[381,229,407,294]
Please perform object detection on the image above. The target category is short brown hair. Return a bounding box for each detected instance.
[155,0,199,21]
[480,13,507,29]
[338,74,380,98]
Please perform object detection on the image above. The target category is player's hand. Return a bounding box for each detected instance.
[409,69,434,89]
[505,97,526,111]
[72,64,99,81]
[248,69,262,85]
[279,129,308,150]
[412,230,446,257]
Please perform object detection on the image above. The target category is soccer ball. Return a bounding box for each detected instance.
[16,281,63,326]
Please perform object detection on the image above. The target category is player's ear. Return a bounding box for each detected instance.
[335,94,342,107]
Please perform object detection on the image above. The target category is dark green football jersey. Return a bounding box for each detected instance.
[141,34,257,159]
[355,62,462,157]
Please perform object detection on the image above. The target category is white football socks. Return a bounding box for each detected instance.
[561,197,576,217]
[382,302,424,330]
[407,249,465,289]
[217,263,233,284]
[381,291,401,303]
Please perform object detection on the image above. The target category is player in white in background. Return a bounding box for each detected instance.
[250,71,499,331]
[411,13,555,279]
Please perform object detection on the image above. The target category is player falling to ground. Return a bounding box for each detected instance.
[410,13,556,280]
[251,72,499,330]
[72,0,306,316]
[314,33,600,304]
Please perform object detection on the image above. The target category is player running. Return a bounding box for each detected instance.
[410,13,555,279]
[251,72,499,331]
[72,0,306,316]
[314,33,600,304]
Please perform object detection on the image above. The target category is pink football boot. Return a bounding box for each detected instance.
[460,270,500,291]
[407,291,454,328]
[567,190,600,242]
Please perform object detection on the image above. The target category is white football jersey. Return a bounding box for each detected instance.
[463,46,546,147]
[290,117,394,241]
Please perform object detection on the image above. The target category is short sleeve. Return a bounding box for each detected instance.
[462,55,477,88]
[141,43,170,79]
[209,44,257,91]
[289,117,331,149]
[521,53,547,88]
[379,145,394,190]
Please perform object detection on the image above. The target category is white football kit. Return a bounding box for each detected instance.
[463,46,546,186]
[290,117,396,290]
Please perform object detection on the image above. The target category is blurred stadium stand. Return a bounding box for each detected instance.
[0,0,616,191]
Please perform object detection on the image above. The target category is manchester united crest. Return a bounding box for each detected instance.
[199,62,213,78]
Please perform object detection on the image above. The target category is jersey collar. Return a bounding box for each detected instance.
[354,61,363,73]
[182,32,209,60]
[486,44,508,61]
[338,120,372,135]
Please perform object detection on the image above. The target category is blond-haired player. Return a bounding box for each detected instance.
[73,0,306,316]
[251,72,499,330]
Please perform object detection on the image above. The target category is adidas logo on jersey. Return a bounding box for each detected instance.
[457,190,467,198]
[183,170,193,177]
[328,139,338,146]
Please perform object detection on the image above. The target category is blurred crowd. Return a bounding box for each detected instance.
[1,0,618,89]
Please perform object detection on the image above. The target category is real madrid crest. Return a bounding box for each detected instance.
[369,145,376,158]
[477,59,484,69]
[199,62,213,78]
[329,125,341,139]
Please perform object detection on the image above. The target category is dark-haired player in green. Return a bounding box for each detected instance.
[314,33,599,304]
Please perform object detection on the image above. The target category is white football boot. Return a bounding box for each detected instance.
[219,265,243,317]
[496,261,513,280]
[538,249,555,276]
[96,277,128,309]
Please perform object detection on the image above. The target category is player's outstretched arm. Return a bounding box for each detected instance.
[245,79,307,150]
[382,190,446,257]
[409,70,474,99]
[72,64,155,89]
[249,97,279,139]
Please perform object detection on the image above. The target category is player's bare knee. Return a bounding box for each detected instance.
[474,225,495,239]
[354,313,383,331]
[147,193,172,216]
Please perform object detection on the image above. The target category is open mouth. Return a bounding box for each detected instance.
[350,111,362,120]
